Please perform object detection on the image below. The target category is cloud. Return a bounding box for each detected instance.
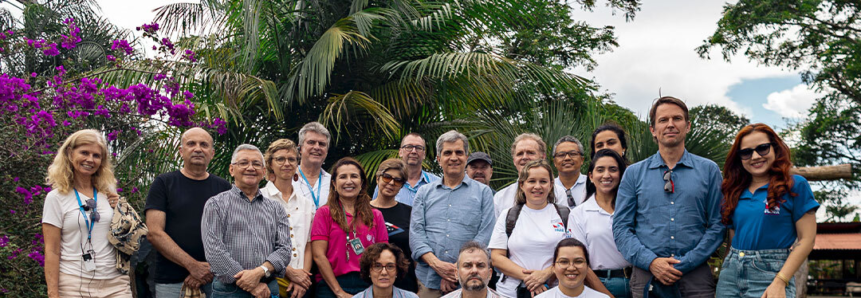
[568,0,797,119]
[762,84,820,118]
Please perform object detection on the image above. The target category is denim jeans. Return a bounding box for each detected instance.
[211,279,280,298]
[315,272,368,298]
[156,282,213,298]
[599,276,632,298]
[717,247,796,298]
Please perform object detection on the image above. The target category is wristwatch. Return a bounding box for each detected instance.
[259,265,271,278]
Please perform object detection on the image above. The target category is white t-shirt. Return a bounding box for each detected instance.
[567,196,631,270]
[535,286,609,298]
[261,181,317,270]
[41,189,120,279]
[553,175,587,209]
[493,183,568,218]
[488,204,567,298]
[293,168,331,209]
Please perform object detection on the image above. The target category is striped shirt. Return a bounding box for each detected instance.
[202,185,293,284]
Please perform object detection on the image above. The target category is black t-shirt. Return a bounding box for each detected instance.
[375,202,418,292]
[144,170,231,283]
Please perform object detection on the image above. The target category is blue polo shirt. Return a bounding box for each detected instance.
[729,175,819,250]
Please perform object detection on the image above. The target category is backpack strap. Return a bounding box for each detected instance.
[505,203,525,238]
[554,203,570,230]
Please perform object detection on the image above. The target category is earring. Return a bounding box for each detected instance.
[293,173,299,182]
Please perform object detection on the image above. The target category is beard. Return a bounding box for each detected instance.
[460,275,486,291]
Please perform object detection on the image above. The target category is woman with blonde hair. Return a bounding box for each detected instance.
[262,138,316,298]
[42,129,130,298]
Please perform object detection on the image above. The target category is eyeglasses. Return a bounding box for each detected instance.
[663,169,674,193]
[554,150,582,159]
[380,173,406,185]
[555,259,586,268]
[565,189,576,207]
[81,198,100,222]
[401,145,425,152]
[372,263,397,272]
[739,143,773,160]
[272,156,298,165]
[232,160,264,169]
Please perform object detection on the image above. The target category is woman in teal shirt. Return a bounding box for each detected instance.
[717,123,819,298]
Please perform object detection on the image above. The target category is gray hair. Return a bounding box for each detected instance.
[231,144,265,169]
[457,241,492,268]
[436,130,469,156]
[298,122,331,145]
[510,133,546,156]
[553,135,584,156]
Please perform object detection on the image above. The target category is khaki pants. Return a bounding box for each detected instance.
[417,280,443,298]
[59,272,132,298]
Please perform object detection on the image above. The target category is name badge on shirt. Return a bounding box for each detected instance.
[82,249,96,272]
[349,237,365,255]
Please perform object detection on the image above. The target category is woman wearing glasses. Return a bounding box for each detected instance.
[312,157,389,298]
[42,129,130,298]
[489,160,571,298]
[370,158,418,292]
[568,149,632,298]
[536,239,609,298]
[717,123,818,298]
[262,139,316,298]
[353,243,419,298]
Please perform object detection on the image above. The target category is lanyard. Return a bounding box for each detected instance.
[337,199,359,240]
[299,168,322,207]
[73,187,97,240]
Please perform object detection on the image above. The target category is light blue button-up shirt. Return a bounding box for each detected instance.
[373,170,441,206]
[612,150,725,274]
[410,176,495,290]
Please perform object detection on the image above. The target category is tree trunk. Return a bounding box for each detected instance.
[796,260,808,298]
[791,164,852,181]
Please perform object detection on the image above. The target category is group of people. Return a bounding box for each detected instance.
[41,96,819,298]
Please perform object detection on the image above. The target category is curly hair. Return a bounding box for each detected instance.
[45,129,117,195]
[514,159,556,205]
[326,157,375,230]
[359,243,410,284]
[721,123,795,225]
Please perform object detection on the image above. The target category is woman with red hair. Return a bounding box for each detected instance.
[716,123,819,298]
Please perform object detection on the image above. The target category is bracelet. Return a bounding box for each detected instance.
[775,272,790,285]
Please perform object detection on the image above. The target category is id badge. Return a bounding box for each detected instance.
[348,238,365,255]
[82,250,96,272]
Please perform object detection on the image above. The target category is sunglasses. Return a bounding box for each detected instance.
[380,173,406,185]
[663,170,674,193]
[81,198,101,222]
[739,143,773,160]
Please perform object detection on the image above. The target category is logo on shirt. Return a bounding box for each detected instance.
[763,198,780,215]
[385,222,405,237]
[551,219,565,233]
[367,234,374,242]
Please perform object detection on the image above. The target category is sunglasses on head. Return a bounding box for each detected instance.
[380,173,406,185]
[739,143,773,160]
[81,198,100,222]
[663,169,674,193]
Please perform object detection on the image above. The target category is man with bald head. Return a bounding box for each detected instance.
[145,127,232,297]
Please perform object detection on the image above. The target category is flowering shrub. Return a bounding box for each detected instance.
[0,17,223,297]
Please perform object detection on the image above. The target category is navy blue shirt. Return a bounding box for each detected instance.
[613,150,725,274]
[729,175,819,250]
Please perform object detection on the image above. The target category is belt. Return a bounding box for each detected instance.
[596,267,631,278]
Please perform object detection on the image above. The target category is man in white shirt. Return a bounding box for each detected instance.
[440,241,504,298]
[551,136,587,208]
[292,122,332,209]
[492,133,548,217]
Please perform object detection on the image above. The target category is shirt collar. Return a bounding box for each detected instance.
[555,174,587,190]
[436,175,471,190]
[647,149,692,169]
[231,185,264,202]
[263,181,281,198]
[582,195,612,215]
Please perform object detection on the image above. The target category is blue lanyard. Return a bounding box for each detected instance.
[73,187,97,240]
[299,168,322,207]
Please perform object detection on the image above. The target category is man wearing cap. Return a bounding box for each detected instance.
[373,133,441,206]
[465,152,493,189]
